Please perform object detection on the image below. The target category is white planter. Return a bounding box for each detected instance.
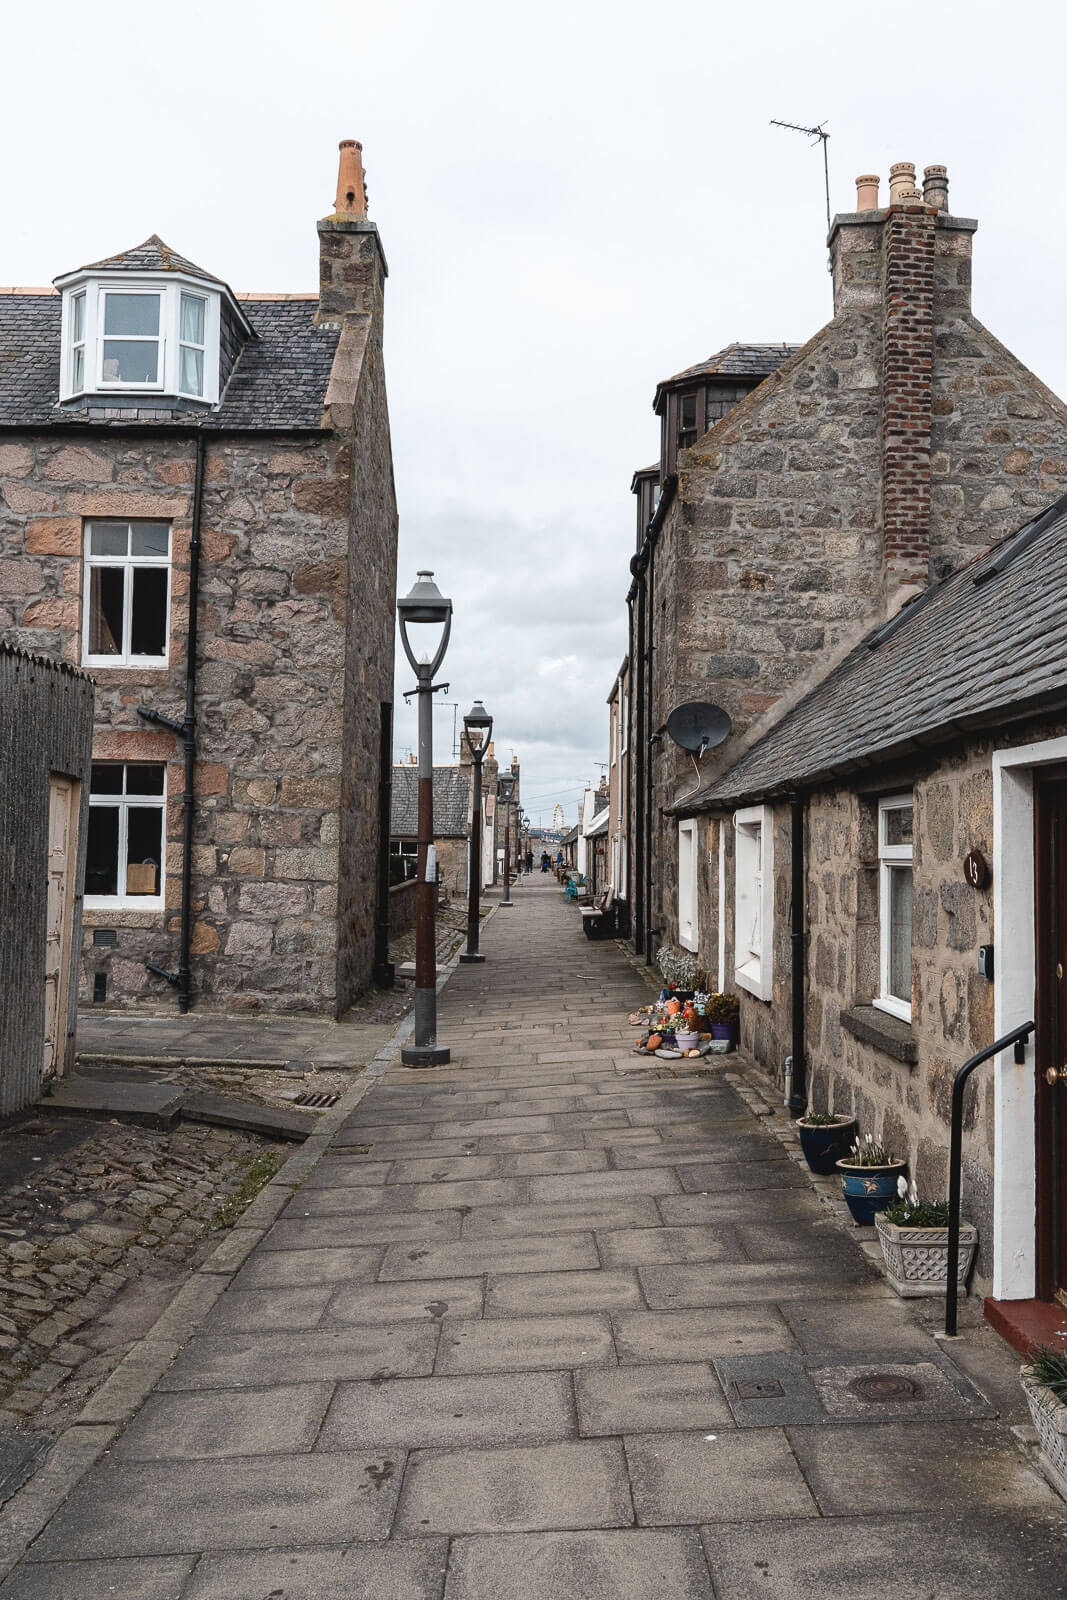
[674,1032,700,1050]
[874,1214,978,1298]
[1021,1370,1067,1500]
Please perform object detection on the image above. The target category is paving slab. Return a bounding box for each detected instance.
[394,1440,632,1534]
[260,1209,462,1250]
[320,1371,574,1449]
[484,1269,643,1317]
[596,1225,744,1268]
[323,1277,484,1325]
[43,1076,183,1131]
[231,1244,384,1289]
[443,1529,714,1600]
[183,1540,449,1600]
[28,1451,404,1558]
[203,1285,333,1332]
[435,1314,616,1374]
[525,1169,682,1202]
[637,1260,881,1309]
[625,1429,818,1525]
[613,1307,795,1364]
[378,1233,600,1280]
[112,1381,334,1459]
[0,1556,197,1599]
[385,1155,504,1183]
[463,1197,661,1238]
[577,1363,733,1435]
[158,1325,439,1389]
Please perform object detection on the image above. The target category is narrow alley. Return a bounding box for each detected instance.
[1,882,1064,1598]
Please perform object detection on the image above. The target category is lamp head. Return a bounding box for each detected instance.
[463,699,492,732]
[397,570,452,677]
[497,774,517,803]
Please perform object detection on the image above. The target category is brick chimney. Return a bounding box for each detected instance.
[316,139,388,327]
[829,161,977,615]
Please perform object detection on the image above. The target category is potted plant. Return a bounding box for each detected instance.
[706,992,740,1046]
[1020,1346,1067,1499]
[674,1006,701,1051]
[795,1110,858,1175]
[836,1134,907,1224]
[656,944,703,995]
[874,1178,978,1297]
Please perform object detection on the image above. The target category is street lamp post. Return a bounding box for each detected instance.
[498,773,516,907]
[460,699,493,964]
[397,570,452,1067]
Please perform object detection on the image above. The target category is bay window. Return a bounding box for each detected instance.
[60,279,221,403]
[85,764,166,908]
[876,795,914,1021]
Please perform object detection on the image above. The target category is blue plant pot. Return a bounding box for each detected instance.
[836,1160,907,1224]
[797,1118,857,1176]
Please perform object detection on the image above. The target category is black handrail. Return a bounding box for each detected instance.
[944,1018,1034,1336]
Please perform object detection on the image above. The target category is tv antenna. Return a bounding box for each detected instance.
[770,118,831,235]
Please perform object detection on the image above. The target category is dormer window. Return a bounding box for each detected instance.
[58,278,220,404]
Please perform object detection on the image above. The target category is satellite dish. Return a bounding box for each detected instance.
[665,701,732,756]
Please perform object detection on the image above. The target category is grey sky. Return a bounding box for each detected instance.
[5,0,1065,829]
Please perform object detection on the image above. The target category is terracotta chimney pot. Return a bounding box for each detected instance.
[334,139,367,219]
[923,164,950,211]
[855,174,880,212]
[888,161,917,206]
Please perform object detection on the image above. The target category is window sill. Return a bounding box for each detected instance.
[735,960,771,1003]
[841,1004,917,1065]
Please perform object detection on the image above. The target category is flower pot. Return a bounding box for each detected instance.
[709,1022,737,1050]
[1020,1370,1067,1500]
[874,1213,978,1298]
[836,1159,907,1224]
[796,1117,857,1176]
[674,1030,700,1051]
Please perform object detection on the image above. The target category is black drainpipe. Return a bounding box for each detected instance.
[644,538,655,964]
[374,701,395,988]
[141,429,206,1013]
[788,789,807,1116]
[629,568,645,955]
[623,596,635,940]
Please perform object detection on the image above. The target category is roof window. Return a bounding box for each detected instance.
[58,278,220,404]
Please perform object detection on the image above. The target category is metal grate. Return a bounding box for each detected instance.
[849,1373,923,1403]
[733,1378,785,1400]
[293,1090,340,1109]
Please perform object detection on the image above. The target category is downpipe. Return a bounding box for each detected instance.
[787,791,807,1118]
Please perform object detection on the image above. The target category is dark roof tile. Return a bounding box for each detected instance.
[391,766,470,838]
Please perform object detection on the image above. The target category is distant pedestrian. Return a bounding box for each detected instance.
[525,849,533,873]
[540,851,551,872]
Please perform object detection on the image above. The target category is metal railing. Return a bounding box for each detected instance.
[945,1019,1035,1336]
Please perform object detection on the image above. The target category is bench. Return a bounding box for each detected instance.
[580,888,616,939]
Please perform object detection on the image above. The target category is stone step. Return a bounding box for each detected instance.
[44,1077,184,1131]
[180,1093,315,1143]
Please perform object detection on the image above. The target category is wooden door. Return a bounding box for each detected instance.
[1034,770,1067,1305]
[43,776,77,1080]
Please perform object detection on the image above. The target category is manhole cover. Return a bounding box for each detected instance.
[293,1091,340,1109]
[733,1378,785,1400]
[849,1373,923,1403]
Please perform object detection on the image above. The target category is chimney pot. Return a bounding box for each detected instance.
[855,174,880,212]
[888,161,917,206]
[334,139,367,219]
[923,164,950,211]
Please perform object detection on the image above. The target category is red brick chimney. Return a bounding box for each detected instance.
[829,160,976,616]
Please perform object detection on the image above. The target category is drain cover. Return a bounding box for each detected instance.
[849,1373,923,1403]
[733,1378,785,1400]
[293,1090,340,1108]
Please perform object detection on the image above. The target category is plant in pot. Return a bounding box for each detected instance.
[795,1110,858,1176]
[836,1134,907,1225]
[874,1177,978,1297]
[1020,1346,1067,1500]
[706,992,740,1047]
[674,1005,701,1051]
[656,944,703,996]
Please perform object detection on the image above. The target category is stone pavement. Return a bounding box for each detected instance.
[75,1009,397,1070]
[2,880,1066,1597]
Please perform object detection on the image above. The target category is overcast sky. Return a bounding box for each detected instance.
[5,0,1066,830]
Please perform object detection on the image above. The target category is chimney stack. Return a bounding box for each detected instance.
[855,174,880,212]
[316,136,387,329]
[888,162,917,206]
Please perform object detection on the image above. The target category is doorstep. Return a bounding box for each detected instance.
[985,1296,1067,1358]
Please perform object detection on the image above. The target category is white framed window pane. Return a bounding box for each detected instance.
[88,567,125,655]
[72,293,85,342]
[179,345,204,395]
[883,804,913,847]
[103,293,160,336]
[180,293,206,343]
[130,523,169,558]
[102,340,159,384]
[90,523,128,557]
[126,764,165,795]
[130,568,167,656]
[72,347,85,391]
[85,806,120,896]
[888,865,913,1002]
[125,806,163,896]
[89,765,124,795]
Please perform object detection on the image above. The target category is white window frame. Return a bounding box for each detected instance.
[178,291,209,398]
[678,819,698,952]
[734,804,773,1001]
[875,793,914,1023]
[98,288,165,392]
[85,763,167,911]
[59,277,222,404]
[620,685,628,755]
[70,290,86,394]
[82,520,172,669]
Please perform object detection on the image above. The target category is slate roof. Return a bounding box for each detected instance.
[0,295,338,430]
[560,824,580,845]
[659,342,800,392]
[391,766,471,838]
[75,235,225,286]
[685,494,1067,812]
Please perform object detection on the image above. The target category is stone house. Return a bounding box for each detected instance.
[0,140,398,1016]
[606,659,629,925]
[620,159,1067,1326]
[0,645,94,1111]
[390,763,472,898]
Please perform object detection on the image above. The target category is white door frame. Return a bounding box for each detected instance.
[991,733,1067,1299]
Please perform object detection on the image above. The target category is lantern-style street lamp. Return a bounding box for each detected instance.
[460,699,493,963]
[397,570,452,1066]
[497,772,516,907]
